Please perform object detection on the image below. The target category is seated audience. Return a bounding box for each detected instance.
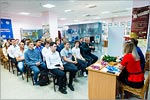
[60,41,78,91]
[2,42,10,61]
[24,39,30,50]
[42,41,50,61]
[7,39,19,63]
[15,42,26,74]
[34,39,44,53]
[24,41,47,85]
[80,37,98,64]
[72,41,88,76]
[15,39,19,46]
[45,42,67,94]
[130,38,145,71]
[45,37,52,43]
[79,37,85,47]
[55,39,64,53]
[118,41,144,88]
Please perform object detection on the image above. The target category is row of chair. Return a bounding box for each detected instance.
[3,56,57,92]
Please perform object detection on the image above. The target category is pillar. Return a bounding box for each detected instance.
[42,11,58,41]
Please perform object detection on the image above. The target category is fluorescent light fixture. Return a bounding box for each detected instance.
[101,11,110,14]
[42,4,55,8]
[19,12,30,15]
[59,18,66,20]
[64,9,72,12]
[86,4,96,8]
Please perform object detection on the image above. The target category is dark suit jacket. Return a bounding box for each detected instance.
[80,42,95,56]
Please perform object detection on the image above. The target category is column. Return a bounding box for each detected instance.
[42,11,58,41]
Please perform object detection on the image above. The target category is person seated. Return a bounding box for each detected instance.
[42,41,50,61]
[55,39,64,53]
[60,41,78,91]
[7,39,19,63]
[72,41,88,76]
[24,41,47,85]
[118,41,144,89]
[80,37,98,64]
[45,37,52,43]
[45,42,67,94]
[15,42,26,75]
[15,39,19,46]
[24,38,30,50]
[79,37,85,47]
[34,39,44,53]
[130,38,145,71]
[2,42,10,62]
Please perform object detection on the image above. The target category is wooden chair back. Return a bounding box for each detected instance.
[121,72,150,99]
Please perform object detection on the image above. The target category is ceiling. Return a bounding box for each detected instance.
[0,0,133,23]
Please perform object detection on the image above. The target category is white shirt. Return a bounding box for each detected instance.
[42,47,50,61]
[15,49,25,60]
[72,47,82,59]
[45,50,63,69]
[7,45,19,58]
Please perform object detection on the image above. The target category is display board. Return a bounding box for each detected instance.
[0,18,13,39]
[108,26,124,57]
[20,29,43,41]
[131,6,149,39]
[66,22,102,43]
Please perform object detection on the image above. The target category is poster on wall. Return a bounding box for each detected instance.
[42,24,50,39]
[0,18,13,39]
[131,6,150,39]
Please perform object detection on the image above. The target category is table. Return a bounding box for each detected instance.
[87,61,121,99]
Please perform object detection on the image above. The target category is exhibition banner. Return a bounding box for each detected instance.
[0,18,13,39]
[131,6,150,39]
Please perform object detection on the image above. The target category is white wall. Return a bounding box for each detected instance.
[1,13,132,40]
[1,13,43,40]
[133,0,150,8]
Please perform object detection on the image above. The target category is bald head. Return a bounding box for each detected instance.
[84,37,90,44]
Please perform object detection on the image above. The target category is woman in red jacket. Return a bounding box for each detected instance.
[118,41,144,88]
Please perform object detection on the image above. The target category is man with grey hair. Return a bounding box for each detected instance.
[80,37,98,64]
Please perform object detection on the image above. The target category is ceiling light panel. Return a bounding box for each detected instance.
[42,4,55,8]
[86,4,97,8]
[101,11,110,14]
[64,9,72,12]
[19,12,30,15]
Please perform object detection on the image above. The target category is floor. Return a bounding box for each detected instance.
[1,46,150,99]
[1,65,88,99]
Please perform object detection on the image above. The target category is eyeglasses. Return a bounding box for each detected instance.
[53,46,57,47]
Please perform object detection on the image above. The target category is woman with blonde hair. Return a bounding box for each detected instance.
[118,41,144,88]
